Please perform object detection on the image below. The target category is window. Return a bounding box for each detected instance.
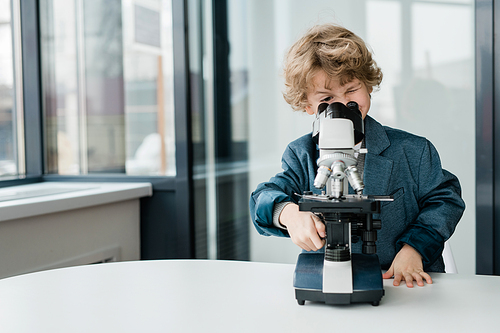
[39,0,176,176]
[0,0,23,178]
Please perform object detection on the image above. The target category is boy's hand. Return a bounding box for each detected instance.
[382,244,433,287]
[279,203,326,251]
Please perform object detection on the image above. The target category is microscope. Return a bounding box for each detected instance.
[293,102,392,306]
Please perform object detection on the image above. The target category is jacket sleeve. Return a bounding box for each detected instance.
[396,140,465,269]
[249,144,311,238]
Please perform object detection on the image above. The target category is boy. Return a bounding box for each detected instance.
[249,24,465,288]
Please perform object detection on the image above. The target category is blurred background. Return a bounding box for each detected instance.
[0,0,475,273]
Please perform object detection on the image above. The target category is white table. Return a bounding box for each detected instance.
[0,260,498,333]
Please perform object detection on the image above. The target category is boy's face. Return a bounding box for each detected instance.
[305,71,373,118]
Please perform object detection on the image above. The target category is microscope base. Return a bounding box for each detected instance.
[293,252,384,306]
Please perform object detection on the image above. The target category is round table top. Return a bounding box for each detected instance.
[0,259,498,332]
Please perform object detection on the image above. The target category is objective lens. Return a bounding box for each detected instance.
[345,166,364,194]
[331,178,343,198]
[314,165,331,189]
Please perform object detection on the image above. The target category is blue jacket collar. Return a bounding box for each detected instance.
[363,115,394,196]
[364,115,391,156]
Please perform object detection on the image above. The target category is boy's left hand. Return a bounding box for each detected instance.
[382,244,433,288]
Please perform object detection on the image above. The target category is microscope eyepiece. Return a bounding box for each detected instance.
[346,101,359,110]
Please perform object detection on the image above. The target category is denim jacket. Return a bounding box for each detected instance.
[249,115,465,272]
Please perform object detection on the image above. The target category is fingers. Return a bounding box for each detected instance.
[393,273,403,286]
[421,272,433,284]
[311,234,326,250]
[391,271,432,288]
[288,213,325,252]
[382,267,394,280]
[314,218,326,238]
[403,272,415,288]
[295,240,313,252]
[301,219,325,250]
[383,261,432,288]
[290,231,316,252]
[386,244,432,287]
[412,272,424,287]
[310,215,326,250]
[293,234,323,252]
[294,234,324,252]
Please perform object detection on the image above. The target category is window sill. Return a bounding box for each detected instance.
[0,182,152,222]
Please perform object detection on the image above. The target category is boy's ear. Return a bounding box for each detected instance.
[305,105,315,115]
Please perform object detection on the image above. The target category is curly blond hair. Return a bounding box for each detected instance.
[283,24,383,111]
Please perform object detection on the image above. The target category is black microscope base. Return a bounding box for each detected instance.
[295,288,384,306]
[293,252,384,306]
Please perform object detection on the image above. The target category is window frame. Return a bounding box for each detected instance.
[476,0,496,275]
[1,0,194,259]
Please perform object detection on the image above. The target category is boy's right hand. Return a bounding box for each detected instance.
[279,203,326,251]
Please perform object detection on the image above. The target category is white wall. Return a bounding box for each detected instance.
[0,182,151,279]
[245,0,475,274]
[0,199,141,279]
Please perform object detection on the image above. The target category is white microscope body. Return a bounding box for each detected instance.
[293,101,390,306]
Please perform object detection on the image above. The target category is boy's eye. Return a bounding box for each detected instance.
[347,88,359,94]
[321,97,332,102]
